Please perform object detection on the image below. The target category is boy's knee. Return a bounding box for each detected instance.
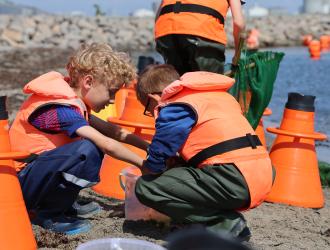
[135,177,145,200]
[79,139,103,158]
[68,140,104,182]
[135,177,152,206]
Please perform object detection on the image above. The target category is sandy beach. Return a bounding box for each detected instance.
[34,188,330,250]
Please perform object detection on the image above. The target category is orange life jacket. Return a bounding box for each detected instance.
[155,72,273,208]
[9,71,88,171]
[155,0,229,45]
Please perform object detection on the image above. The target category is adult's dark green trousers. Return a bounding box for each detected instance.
[135,163,250,233]
[156,34,226,75]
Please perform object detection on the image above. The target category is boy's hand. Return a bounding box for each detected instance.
[166,156,186,169]
[141,161,159,175]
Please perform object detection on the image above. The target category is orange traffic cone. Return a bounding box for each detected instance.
[108,87,155,139]
[92,88,155,199]
[302,34,313,46]
[255,108,272,149]
[266,93,327,208]
[0,96,37,250]
[320,35,329,51]
[114,87,129,118]
[308,40,321,60]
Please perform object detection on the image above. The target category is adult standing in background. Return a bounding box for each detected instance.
[154,0,246,75]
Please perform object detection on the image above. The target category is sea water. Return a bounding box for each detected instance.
[261,47,330,162]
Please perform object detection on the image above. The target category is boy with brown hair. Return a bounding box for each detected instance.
[135,64,274,241]
[9,43,149,235]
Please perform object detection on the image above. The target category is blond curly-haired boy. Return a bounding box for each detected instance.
[10,43,149,235]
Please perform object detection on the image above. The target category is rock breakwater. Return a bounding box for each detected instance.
[0,14,329,50]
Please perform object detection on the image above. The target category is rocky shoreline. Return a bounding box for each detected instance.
[0,14,329,51]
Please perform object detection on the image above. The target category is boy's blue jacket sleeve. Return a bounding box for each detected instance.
[145,104,196,173]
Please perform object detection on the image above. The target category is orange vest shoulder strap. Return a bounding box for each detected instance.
[158,2,225,24]
[187,133,262,166]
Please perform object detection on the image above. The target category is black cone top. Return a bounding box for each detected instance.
[285,92,315,112]
[0,96,8,120]
[137,56,155,75]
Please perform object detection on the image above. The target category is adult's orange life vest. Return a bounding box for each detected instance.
[9,71,88,171]
[155,72,273,208]
[155,0,229,45]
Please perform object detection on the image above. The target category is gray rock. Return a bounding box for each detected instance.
[2,28,23,44]
[0,14,329,51]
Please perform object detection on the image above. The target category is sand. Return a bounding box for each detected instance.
[34,188,330,250]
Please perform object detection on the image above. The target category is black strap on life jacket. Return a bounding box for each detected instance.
[16,153,39,163]
[158,1,225,25]
[187,133,262,167]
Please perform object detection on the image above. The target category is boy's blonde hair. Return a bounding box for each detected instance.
[66,43,136,89]
[136,64,180,105]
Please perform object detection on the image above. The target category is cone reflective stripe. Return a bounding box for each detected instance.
[255,108,272,148]
[266,93,326,208]
[92,88,155,199]
[0,96,37,250]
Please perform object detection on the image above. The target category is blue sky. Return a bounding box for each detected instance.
[10,0,304,16]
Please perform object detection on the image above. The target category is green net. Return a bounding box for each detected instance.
[228,51,285,129]
[319,161,330,187]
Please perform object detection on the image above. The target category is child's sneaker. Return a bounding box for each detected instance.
[32,213,91,235]
[237,226,251,242]
[65,201,101,218]
[230,217,251,242]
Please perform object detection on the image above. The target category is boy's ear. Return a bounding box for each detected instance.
[148,93,161,102]
[82,75,93,89]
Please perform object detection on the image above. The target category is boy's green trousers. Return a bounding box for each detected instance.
[135,164,250,233]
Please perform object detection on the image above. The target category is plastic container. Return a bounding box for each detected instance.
[119,166,170,223]
[76,238,165,250]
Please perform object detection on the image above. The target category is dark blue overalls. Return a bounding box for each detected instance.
[18,139,104,215]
